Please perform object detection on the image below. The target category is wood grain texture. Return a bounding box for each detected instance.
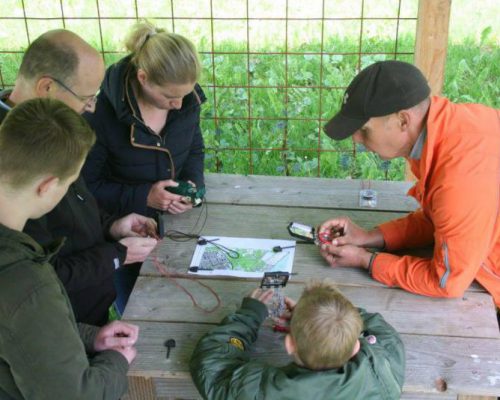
[204,173,419,212]
[414,0,451,95]
[124,321,500,397]
[123,278,498,339]
[141,203,485,292]
[401,394,456,400]
[125,174,499,399]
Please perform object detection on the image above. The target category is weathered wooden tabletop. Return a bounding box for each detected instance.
[123,173,500,400]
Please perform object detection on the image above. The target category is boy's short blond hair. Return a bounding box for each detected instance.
[290,279,363,370]
[0,98,95,189]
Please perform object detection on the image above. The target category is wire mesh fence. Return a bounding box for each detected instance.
[0,0,419,179]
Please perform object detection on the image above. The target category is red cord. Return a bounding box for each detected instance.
[150,249,222,314]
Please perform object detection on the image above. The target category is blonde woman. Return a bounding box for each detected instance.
[83,21,206,218]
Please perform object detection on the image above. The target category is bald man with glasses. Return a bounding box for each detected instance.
[0,29,158,326]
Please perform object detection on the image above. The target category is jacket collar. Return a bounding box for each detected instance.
[406,96,450,198]
[0,222,65,265]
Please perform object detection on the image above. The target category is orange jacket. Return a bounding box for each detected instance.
[372,96,500,307]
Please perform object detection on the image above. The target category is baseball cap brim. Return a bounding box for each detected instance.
[323,113,368,141]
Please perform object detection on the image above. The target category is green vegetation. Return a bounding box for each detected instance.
[0,0,498,181]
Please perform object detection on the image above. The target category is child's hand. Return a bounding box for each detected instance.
[248,288,274,305]
[277,296,296,321]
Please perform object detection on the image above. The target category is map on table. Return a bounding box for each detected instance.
[189,236,296,278]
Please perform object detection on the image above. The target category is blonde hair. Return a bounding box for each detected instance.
[125,21,201,85]
[290,279,363,370]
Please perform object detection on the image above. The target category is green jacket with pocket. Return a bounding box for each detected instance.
[190,297,405,400]
[0,223,128,399]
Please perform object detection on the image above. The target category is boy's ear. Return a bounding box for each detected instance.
[284,334,296,356]
[351,339,361,358]
[37,176,59,196]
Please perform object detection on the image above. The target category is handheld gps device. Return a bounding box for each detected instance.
[287,222,334,245]
[165,180,205,206]
[260,272,289,319]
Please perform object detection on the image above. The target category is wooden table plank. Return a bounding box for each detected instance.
[142,239,485,293]
[159,202,405,240]
[123,277,498,339]
[204,173,419,212]
[141,204,485,292]
[124,321,500,398]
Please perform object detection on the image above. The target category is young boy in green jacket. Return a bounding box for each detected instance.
[0,98,139,399]
[190,280,405,400]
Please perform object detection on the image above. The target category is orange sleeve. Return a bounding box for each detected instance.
[378,209,435,251]
[372,158,498,298]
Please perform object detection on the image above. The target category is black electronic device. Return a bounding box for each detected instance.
[260,271,290,289]
[260,272,289,319]
[287,222,333,244]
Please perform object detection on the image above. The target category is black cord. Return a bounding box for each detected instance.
[165,198,208,241]
[199,238,240,259]
[165,199,240,259]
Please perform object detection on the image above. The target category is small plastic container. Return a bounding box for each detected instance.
[359,189,377,208]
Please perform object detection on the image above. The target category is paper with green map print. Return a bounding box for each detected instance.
[189,236,295,278]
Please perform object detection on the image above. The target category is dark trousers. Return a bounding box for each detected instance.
[113,262,141,315]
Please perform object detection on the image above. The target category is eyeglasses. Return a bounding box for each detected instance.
[44,76,99,107]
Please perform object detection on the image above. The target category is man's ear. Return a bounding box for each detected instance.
[37,176,59,196]
[34,76,56,98]
[285,334,296,356]
[397,110,411,131]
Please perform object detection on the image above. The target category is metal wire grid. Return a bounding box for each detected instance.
[0,0,418,178]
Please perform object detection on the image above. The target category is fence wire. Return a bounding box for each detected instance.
[0,0,418,179]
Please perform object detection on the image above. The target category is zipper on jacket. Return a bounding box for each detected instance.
[439,241,450,288]
[71,185,85,202]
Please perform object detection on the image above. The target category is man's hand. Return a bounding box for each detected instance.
[147,179,186,211]
[318,217,385,248]
[119,236,157,264]
[109,213,158,240]
[94,321,139,364]
[320,242,372,269]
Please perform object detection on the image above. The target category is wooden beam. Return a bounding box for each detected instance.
[415,0,452,95]
[407,0,452,180]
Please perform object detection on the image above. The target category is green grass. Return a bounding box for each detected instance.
[200,33,499,179]
[0,0,498,181]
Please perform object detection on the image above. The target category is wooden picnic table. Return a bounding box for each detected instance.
[122,173,500,400]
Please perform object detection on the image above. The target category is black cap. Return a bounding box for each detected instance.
[324,60,431,140]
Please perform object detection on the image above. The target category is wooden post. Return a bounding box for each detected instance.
[414,0,452,95]
[406,0,452,180]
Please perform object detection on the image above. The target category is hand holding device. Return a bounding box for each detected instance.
[165,180,205,207]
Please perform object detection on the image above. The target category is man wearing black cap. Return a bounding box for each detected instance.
[318,60,500,311]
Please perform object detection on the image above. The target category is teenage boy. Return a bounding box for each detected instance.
[0,98,138,399]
